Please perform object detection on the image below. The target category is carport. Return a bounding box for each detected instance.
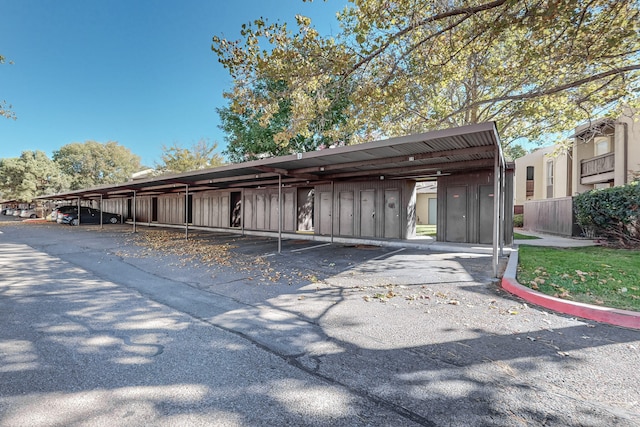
[38,122,511,276]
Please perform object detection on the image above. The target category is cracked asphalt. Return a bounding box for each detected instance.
[1,220,639,426]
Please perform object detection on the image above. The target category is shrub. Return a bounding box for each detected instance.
[573,181,640,247]
[513,213,523,228]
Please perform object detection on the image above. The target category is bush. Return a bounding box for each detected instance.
[513,214,523,228]
[573,181,640,247]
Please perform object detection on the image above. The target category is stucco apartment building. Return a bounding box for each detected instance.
[514,111,640,234]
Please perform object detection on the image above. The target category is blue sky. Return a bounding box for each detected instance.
[0,0,346,167]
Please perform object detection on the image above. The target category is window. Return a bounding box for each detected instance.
[525,166,534,197]
[594,136,611,156]
[526,166,534,181]
[546,160,554,198]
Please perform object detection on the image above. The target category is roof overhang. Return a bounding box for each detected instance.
[38,122,503,201]
[571,117,616,139]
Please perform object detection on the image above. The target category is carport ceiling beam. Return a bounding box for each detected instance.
[106,188,142,196]
[141,185,214,195]
[131,182,192,192]
[191,172,279,186]
[254,166,319,180]
[323,158,496,180]
[289,146,495,175]
[224,177,332,188]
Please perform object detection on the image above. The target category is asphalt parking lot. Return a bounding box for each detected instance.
[1,219,639,426]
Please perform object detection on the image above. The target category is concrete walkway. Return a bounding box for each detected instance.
[503,229,640,330]
[513,229,598,247]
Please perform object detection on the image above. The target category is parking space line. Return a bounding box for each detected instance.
[342,247,407,271]
[369,247,406,261]
[290,243,332,253]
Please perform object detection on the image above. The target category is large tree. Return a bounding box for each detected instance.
[155,139,225,173]
[0,151,68,202]
[218,78,353,162]
[53,141,142,190]
[212,0,640,148]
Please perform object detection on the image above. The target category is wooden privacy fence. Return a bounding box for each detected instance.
[523,197,580,236]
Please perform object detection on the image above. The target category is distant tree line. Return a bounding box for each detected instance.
[0,139,224,203]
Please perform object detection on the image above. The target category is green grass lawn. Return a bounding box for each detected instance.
[513,232,541,240]
[416,224,436,236]
[517,245,640,311]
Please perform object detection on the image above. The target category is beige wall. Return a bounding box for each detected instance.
[514,147,570,206]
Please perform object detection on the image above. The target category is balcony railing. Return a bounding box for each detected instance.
[580,152,615,178]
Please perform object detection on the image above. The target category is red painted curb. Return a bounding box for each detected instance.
[502,276,640,330]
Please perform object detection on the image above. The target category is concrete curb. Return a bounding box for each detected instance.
[502,248,640,330]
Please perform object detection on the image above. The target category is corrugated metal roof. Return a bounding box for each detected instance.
[39,122,502,200]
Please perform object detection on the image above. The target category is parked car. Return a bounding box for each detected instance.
[19,208,39,219]
[55,206,80,223]
[2,208,14,215]
[60,207,121,226]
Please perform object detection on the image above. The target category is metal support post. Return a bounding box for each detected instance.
[133,190,137,233]
[278,174,282,254]
[185,184,189,240]
[492,151,500,278]
[330,181,334,244]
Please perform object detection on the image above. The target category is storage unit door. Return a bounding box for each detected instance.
[339,192,354,236]
[269,193,279,230]
[243,195,253,229]
[283,191,295,231]
[201,198,209,226]
[360,190,376,237]
[479,185,495,244]
[445,186,467,242]
[319,192,332,235]
[211,196,220,227]
[384,189,401,239]
[221,195,229,227]
[256,193,266,229]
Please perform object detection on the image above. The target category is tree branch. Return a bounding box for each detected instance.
[349,0,508,75]
[439,64,640,124]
